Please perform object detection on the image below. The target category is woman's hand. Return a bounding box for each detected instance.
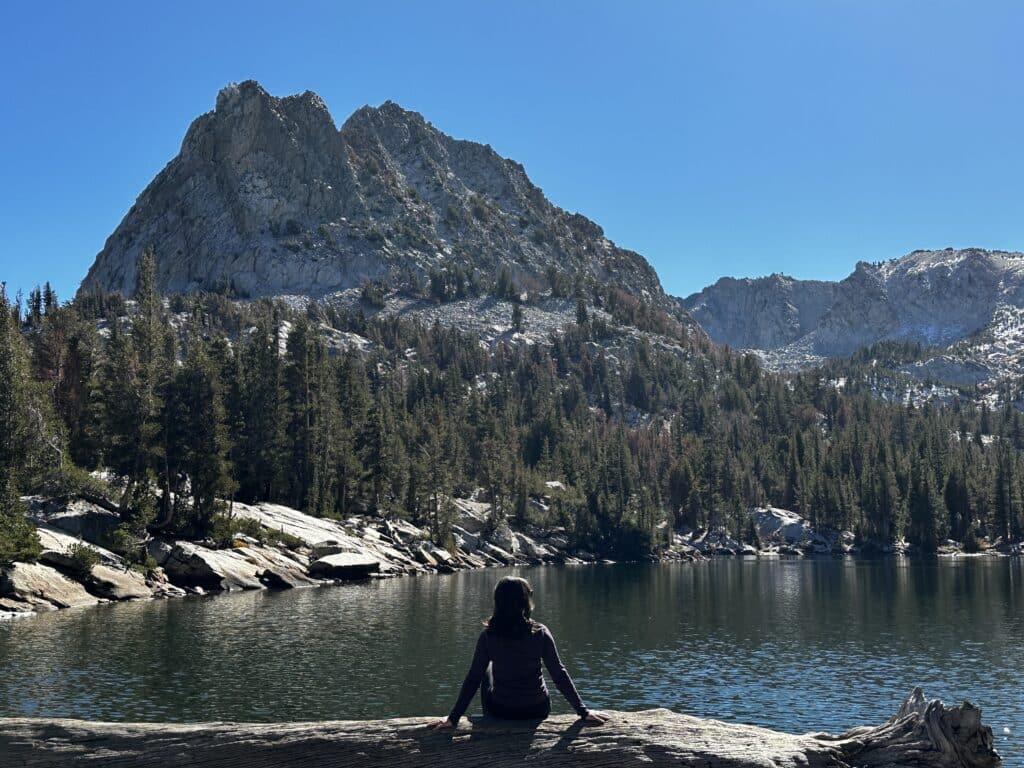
[427,717,455,730]
[581,710,609,724]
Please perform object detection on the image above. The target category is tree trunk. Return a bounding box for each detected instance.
[0,688,999,768]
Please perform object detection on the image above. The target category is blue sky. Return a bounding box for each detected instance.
[2,1,1023,302]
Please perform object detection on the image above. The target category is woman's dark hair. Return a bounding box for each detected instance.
[485,576,538,637]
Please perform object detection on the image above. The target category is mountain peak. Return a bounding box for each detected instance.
[81,83,665,304]
[215,79,269,111]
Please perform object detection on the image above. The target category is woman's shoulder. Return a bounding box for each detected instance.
[532,621,552,637]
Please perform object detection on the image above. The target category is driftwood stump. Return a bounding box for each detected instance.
[0,688,999,767]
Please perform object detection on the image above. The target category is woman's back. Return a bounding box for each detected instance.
[434,576,605,728]
[448,621,587,722]
[486,626,546,703]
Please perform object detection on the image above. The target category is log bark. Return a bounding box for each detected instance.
[0,688,999,768]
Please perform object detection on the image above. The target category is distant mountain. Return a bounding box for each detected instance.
[678,273,838,351]
[81,80,666,307]
[681,248,1024,387]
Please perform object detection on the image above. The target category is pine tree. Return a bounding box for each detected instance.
[575,298,588,327]
[96,324,149,505]
[0,289,41,563]
[511,301,524,333]
[169,333,235,534]
[236,318,288,502]
[0,470,40,565]
[283,318,316,509]
[0,288,31,477]
[97,248,170,513]
[42,282,57,314]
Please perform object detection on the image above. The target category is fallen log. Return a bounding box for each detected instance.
[0,688,999,768]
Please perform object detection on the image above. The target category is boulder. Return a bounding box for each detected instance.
[458,551,488,569]
[751,507,841,552]
[144,568,188,598]
[487,523,519,555]
[414,546,438,567]
[310,539,358,560]
[151,583,188,599]
[308,553,380,579]
[480,542,514,565]
[515,532,554,561]
[146,539,175,567]
[36,525,123,571]
[421,544,457,573]
[233,503,417,565]
[451,525,480,553]
[0,596,35,616]
[546,534,570,550]
[451,499,490,534]
[85,565,154,601]
[258,568,316,589]
[231,544,317,588]
[693,530,741,556]
[30,499,121,548]
[0,562,101,610]
[427,545,454,565]
[382,519,424,547]
[161,542,264,591]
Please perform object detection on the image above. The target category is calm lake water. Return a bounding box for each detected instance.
[1,559,1021,763]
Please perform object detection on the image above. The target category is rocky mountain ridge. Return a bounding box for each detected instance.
[73,82,1024,396]
[682,248,1024,389]
[81,81,666,310]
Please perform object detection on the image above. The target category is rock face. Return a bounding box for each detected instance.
[0,563,101,611]
[84,565,153,601]
[750,507,848,554]
[157,541,264,592]
[0,688,999,768]
[681,248,1024,380]
[681,273,837,350]
[35,524,122,569]
[27,498,122,545]
[81,80,666,307]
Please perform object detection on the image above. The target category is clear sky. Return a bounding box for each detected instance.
[2,1,1023,302]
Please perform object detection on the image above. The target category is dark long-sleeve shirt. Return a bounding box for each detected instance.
[447,623,588,724]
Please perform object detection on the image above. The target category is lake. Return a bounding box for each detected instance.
[0,559,1020,763]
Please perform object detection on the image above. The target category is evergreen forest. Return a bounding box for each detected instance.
[3,252,1023,565]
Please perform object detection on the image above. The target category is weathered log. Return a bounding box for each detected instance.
[0,688,999,768]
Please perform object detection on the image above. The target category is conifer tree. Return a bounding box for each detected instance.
[0,289,41,563]
[169,333,235,534]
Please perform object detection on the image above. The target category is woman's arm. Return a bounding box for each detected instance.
[445,631,490,725]
[540,627,589,718]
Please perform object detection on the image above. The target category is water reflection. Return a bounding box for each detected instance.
[0,559,1020,763]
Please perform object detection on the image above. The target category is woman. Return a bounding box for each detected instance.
[429,576,608,729]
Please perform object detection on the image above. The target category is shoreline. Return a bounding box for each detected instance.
[1,496,1019,621]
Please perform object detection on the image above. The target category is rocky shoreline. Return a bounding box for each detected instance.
[1,497,1019,620]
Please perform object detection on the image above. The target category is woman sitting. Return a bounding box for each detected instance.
[429,576,608,729]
